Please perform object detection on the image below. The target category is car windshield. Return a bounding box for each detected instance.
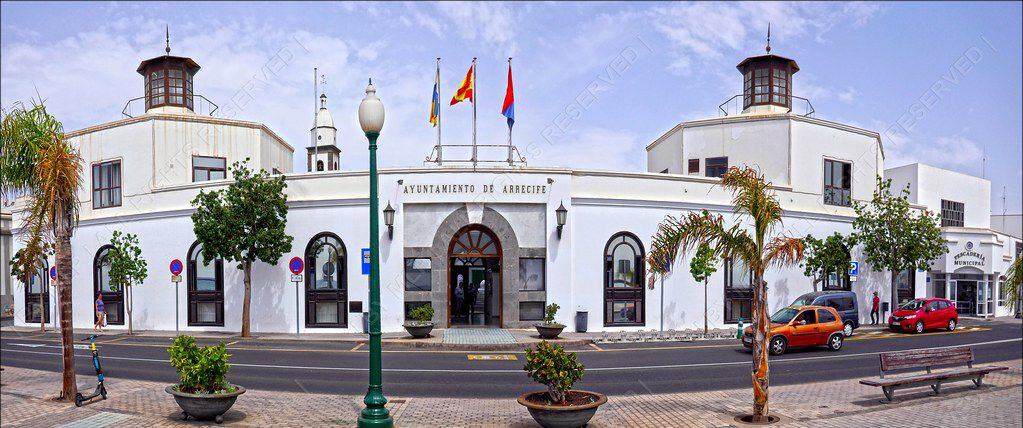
[899,300,926,310]
[791,294,816,307]
[770,308,800,324]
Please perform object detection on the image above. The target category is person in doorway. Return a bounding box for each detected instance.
[870,291,881,325]
[94,293,106,331]
[455,274,465,319]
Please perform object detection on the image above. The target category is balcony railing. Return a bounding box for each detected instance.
[121,94,220,118]
[718,94,815,118]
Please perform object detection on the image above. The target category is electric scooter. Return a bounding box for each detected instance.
[75,335,107,407]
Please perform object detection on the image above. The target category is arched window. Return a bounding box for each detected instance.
[94,245,124,325]
[316,160,324,171]
[604,232,645,326]
[23,259,50,323]
[188,242,224,326]
[305,232,347,327]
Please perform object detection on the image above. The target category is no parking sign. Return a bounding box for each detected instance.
[289,257,304,282]
[49,266,57,280]
[169,259,183,283]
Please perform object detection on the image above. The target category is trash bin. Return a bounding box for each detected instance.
[575,311,588,333]
[362,312,370,334]
[881,301,890,320]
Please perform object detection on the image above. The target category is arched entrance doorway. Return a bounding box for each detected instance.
[448,225,502,327]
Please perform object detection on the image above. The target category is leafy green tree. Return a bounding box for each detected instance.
[2,101,83,400]
[107,231,148,335]
[852,177,945,306]
[801,233,852,292]
[689,242,718,334]
[191,160,292,337]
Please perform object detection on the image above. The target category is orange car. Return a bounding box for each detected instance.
[742,306,846,355]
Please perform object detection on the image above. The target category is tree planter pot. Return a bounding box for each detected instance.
[403,322,434,338]
[166,385,245,424]
[535,323,566,339]
[517,390,607,428]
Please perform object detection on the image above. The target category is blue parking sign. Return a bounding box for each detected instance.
[362,248,371,275]
[849,261,859,276]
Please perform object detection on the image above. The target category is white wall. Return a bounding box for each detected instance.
[887,163,991,229]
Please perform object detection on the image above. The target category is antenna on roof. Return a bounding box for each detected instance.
[165,25,171,55]
[766,23,772,53]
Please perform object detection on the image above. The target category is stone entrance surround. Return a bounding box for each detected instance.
[404,204,546,328]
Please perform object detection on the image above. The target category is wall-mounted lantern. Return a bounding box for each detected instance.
[556,202,568,239]
[383,202,395,239]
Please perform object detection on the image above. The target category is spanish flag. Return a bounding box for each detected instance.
[429,62,440,126]
[450,63,474,105]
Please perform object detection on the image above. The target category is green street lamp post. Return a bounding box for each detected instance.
[358,79,393,428]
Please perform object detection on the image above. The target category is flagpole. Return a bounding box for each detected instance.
[507,57,513,166]
[471,57,478,169]
[436,57,443,166]
[313,67,318,172]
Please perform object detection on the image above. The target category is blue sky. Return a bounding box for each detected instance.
[2,2,1020,212]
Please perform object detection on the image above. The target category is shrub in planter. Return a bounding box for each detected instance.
[403,304,435,338]
[166,335,244,423]
[535,303,566,339]
[518,340,606,428]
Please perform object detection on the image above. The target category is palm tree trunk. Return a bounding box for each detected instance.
[751,271,770,421]
[55,231,77,400]
[241,260,252,337]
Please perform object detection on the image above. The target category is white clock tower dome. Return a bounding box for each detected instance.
[309,93,340,172]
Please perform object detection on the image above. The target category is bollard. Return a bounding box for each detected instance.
[736,317,744,339]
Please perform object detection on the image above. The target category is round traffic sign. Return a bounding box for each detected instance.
[49,266,57,279]
[169,259,184,276]
[289,257,304,275]
[322,261,335,276]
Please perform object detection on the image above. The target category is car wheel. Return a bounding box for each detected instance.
[828,333,844,351]
[948,319,957,331]
[843,321,854,337]
[915,321,925,334]
[769,336,787,356]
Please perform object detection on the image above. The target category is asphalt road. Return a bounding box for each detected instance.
[2,321,1020,399]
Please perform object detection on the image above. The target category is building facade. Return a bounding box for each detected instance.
[6,44,1019,334]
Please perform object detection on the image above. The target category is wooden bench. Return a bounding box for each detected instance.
[859,346,1008,402]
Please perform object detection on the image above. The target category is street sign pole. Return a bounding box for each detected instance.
[289,257,305,337]
[169,259,184,334]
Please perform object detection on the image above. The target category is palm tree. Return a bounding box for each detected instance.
[648,167,804,422]
[1,101,83,400]
[1003,256,1022,318]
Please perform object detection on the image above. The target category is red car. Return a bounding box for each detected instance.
[888,298,958,333]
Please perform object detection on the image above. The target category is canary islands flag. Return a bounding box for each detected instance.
[450,63,474,105]
[502,62,515,129]
[429,64,440,126]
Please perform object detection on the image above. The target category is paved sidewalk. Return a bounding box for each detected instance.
[2,360,1020,427]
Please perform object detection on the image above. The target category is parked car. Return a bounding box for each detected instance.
[791,291,859,337]
[742,306,846,355]
[888,298,958,334]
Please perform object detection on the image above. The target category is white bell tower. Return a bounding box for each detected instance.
[309,93,340,172]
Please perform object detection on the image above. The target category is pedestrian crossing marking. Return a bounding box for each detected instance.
[468,354,517,361]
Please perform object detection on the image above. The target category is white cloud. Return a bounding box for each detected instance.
[884,131,985,173]
[432,2,518,54]
[526,127,645,171]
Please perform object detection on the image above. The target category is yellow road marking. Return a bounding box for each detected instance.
[467,354,517,361]
[350,343,365,351]
[100,337,128,343]
[588,342,603,351]
[225,340,240,346]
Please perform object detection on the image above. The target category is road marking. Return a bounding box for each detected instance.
[350,343,365,351]
[225,340,240,346]
[467,354,517,361]
[11,343,45,348]
[100,337,128,343]
[5,338,1018,374]
[588,342,603,351]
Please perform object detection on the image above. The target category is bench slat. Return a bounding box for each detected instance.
[880,346,973,372]
[859,366,1007,387]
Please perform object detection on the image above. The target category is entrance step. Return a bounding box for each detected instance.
[442,328,516,345]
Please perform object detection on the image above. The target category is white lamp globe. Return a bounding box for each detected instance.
[359,79,385,134]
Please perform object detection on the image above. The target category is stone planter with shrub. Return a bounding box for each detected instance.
[165,335,244,424]
[403,304,435,338]
[534,303,566,339]
[518,340,606,428]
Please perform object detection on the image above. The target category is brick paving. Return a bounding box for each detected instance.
[442,328,517,345]
[2,360,1020,427]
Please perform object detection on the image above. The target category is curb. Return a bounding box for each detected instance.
[379,337,592,351]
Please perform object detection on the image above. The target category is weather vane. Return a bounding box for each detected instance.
[766,23,772,54]
[165,25,171,55]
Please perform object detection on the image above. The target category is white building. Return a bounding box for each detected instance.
[6,43,1020,334]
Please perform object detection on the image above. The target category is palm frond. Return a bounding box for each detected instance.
[720,167,783,244]
[648,210,756,286]
[1,101,65,197]
[1003,256,1022,312]
[764,236,805,269]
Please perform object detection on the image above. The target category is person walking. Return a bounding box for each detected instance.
[870,291,881,325]
[94,293,106,332]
